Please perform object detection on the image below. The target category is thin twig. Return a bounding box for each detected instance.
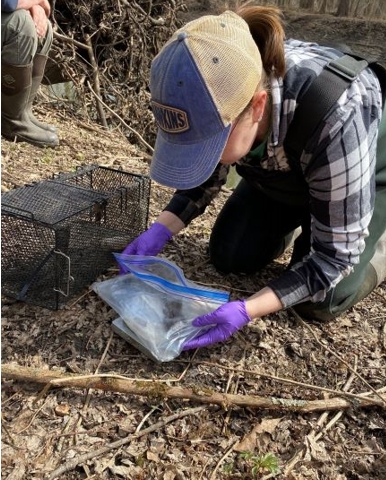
[1,416,20,450]
[67,289,91,308]
[176,346,198,382]
[56,415,72,453]
[209,440,239,480]
[283,356,359,477]
[53,31,89,50]
[47,406,207,480]
[73,331,115,445]
[179,360,385,406]
[93,331,114,377]
[85,35,107,127]
[222,348,246,434]
[86,81,154,154]
[135,405,160,433]
[123,0,165,25]
[260,474,281,480]
[16,397,49,434]
[317,359,358,443]
[198,457,211,480]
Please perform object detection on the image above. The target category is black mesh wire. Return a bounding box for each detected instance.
[1,166,150,310]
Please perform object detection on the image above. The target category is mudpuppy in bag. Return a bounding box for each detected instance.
[92,255,229,361]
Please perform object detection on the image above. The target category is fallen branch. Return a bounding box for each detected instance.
[2,363,385,411]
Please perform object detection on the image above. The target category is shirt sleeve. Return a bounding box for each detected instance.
[268,69,382,308]
[163,163,229,225]
[1,0,18,12]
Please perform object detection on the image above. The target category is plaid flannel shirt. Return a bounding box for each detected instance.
[164,39,383,307]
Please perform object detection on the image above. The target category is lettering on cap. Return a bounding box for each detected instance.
[151,101,189,133]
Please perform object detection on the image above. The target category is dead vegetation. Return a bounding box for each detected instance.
[2,109,386,480]
[45,0,186,147]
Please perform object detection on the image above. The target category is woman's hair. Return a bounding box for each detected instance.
[236,3,286,78]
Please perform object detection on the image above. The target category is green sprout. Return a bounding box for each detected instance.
[240,451,280,477]
[223,462,234,474]
[39,147,55,165]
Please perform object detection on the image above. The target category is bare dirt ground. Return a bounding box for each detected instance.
[2,5,386,480]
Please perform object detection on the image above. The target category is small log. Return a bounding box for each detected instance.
[2,363,385,412]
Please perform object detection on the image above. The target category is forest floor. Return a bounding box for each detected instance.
[1,5,386,480]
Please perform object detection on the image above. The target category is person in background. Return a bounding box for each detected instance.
[121,5,386,350]
[1,0,58,146]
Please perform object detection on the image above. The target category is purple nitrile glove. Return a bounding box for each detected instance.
[119,222,172,274]
[183,300,251,350]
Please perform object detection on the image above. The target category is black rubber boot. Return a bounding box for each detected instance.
[370,229,386,288]
[1,62,59,147]
[27,54,57,133]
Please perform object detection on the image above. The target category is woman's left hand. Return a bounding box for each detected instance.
[183,300,251,350]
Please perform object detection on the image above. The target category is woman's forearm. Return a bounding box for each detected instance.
[245,286,283,319]
[155,210,185,235]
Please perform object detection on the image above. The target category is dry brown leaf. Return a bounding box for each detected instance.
[146,450,160,462]
[255,417,283,434]
[108,464,134,476]
[305,436,330,462]
[54,404,70,417]
[234,418,282,452]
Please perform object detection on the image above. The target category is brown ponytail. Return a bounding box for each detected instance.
[236,3,286,78]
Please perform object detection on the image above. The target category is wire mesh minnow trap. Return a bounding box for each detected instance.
[1,165,151,310]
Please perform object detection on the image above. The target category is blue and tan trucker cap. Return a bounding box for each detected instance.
[149,11,262,189]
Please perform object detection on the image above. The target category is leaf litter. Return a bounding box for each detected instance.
[1,109,385,480]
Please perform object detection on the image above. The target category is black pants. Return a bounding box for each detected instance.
[209,179,308,274]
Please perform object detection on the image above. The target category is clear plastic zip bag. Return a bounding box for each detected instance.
[92,255,229,362]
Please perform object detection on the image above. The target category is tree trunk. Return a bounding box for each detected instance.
[299,0,314,10]
[336,0,350,17]
[362,0,381,18]
[319,0,328,14]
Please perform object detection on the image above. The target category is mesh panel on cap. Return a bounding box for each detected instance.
[186,11,262,125]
